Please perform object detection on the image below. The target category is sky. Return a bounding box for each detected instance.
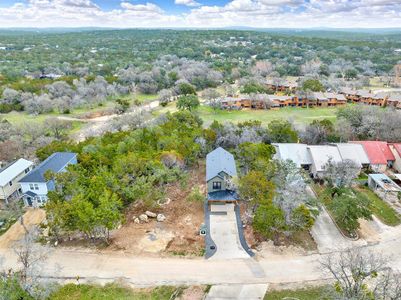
[0,0,400,28]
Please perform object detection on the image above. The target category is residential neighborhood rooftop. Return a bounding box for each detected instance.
[307,145,342,172]
[334,143,370,166]
[206,147,237,181]
[0,158,33,187]
[351,141,395,165]
[20,152,77,183]
[273,143,312,167]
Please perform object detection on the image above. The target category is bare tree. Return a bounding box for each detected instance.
[13,228,51,298]
[321,248,400,300]
[44,118,72,140]
[323,158,360,188]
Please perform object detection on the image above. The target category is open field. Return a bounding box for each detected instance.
[155,103,339,126]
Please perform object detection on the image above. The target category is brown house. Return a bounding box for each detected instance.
[387,95,401,109]
[266,79,298,93]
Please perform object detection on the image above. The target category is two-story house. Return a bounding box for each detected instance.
[0,158,34,204]
[206,147,238,203]
[19,152,77,207]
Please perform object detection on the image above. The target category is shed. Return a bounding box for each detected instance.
[368,174,401,193]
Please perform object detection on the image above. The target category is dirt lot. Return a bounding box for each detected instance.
[0,208,45,249]
[109,163,206,257]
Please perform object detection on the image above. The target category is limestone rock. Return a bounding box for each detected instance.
[145,211,157,218]
[139,214,148,222]
[134,218,140,224]
[157,214,166,222]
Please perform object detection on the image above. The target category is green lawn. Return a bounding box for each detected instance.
[355,186,401,226]
[265,286,331,300]
[49,284,178,300]
[156,103,339,126]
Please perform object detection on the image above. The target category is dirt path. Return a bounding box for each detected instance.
[0,209,45,249]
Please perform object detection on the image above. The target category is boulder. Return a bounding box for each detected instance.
[139,214,148,222]
[145,211,157,218]
[157,214,166,222]
[134,218,140,224]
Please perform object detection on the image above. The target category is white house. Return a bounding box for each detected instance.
[0,159,34,204]
[20,152,77,207]
[333,143,370,168]
[307,145,343,178]
[272,143,312,170]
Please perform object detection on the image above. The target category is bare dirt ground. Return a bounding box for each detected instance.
[0,208,45,249]
[109,163,206,257]
[177,286,207,300]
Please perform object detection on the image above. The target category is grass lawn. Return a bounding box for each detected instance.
[49,284,178,300]
[354,186,401,226]
[156,103,339,126]
[265,286,331,300]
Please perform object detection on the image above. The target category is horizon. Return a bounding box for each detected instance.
[0,1,400,28]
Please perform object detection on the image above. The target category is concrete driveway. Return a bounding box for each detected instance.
[209,203,250,260]
[206,283,268,300]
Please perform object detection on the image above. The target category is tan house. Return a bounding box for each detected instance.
[0,158,34,204]
[389,144,401,173]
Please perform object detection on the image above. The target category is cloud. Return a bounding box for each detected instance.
[0,0,400,28]
[175,0,201,7]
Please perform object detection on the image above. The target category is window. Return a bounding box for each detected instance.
[34,184,39,190]
[25,168,30,174]
[9,181,13,186]
[212,182,221,190]
[29,184,34,190]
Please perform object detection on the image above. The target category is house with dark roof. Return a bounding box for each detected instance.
[206,147,238,202]
[0,158,33,204]
[20,152,77,207]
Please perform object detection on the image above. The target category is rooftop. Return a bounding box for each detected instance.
[351,141,395,165]
[206,147,237,182]
[307,145,342,172]
[0,158,33,187]
[20,152,77,183]
[369,174,401,192]
[273,143,312,167]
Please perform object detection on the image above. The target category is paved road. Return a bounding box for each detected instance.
[1,222,401,287]
[209,204,249,260]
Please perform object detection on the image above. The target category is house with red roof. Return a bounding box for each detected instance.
[389,143,401,173]
[350,141,395,172]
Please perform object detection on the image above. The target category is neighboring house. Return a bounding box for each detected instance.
[0,159,34,204]
[333,143,370,168]
[387,95,401,109]
[20,152,77,207]
[273,143,312,170]
[389,143,401,173]
[206,147,238,202]
[351,141,395,172]
[307,145,343,178]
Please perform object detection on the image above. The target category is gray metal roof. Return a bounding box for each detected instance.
[20,152,77,183]
[273,143,312,167]
[206,147,237,181]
